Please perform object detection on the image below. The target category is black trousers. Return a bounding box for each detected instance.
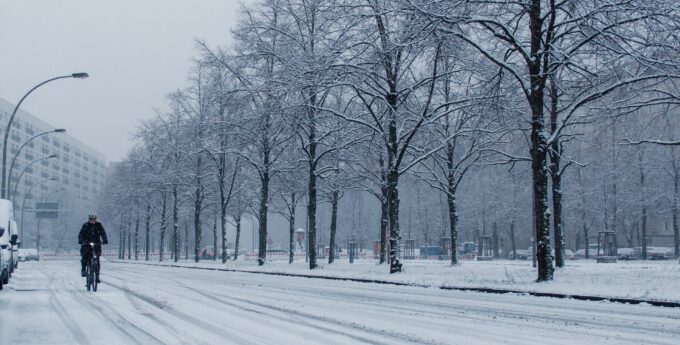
[80,244,102,277]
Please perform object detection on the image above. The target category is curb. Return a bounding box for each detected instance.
[110,260,680,308]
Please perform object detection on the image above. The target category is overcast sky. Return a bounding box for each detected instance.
[0,0,242,162]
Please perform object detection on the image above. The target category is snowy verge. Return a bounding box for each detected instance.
[107,258,680,306]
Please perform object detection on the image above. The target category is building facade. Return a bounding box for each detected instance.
[0,97,106,249]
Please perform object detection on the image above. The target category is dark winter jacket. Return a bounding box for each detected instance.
[78,221,108,245]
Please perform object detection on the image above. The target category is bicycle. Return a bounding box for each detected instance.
[84,242,101,292]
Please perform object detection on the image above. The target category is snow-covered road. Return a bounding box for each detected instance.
[1,261,679,345]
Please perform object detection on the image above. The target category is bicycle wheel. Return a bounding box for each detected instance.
[92,259,98,292]
[86,264,92,291]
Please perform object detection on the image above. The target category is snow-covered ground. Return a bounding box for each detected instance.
[120,257,680,302]
[1,261,679,345]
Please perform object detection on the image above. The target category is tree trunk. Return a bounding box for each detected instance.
[213,217,217,261]
[527,0,553,282]
[380,194,388,264]
[387,166,402,273]
[127,218,132,260]
[492,222,499,259]
[583,219,590,259]
[134,216,140,260]
[145,203,151,261]
[289,192,296,264]
[119,217,125,260]
[510,220,517,260]
[185,223,189,261]
[194,186,203,263]
[379,157,388,264]
[234,213,241,260]
[640,152,647,260]
[308,160,318,269]
[221,206,228,263]
[172,185,179,263]
[642,207,648,260]
[674,176,680,258]
[328,190,339,264]
[159,191,167,262]
[445,141,459,265]
[258,169,269,266]
[549,77,566,269]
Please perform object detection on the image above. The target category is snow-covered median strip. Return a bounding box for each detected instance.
[108,258,680,307]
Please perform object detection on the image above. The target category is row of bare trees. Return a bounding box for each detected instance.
[99,0,680,282]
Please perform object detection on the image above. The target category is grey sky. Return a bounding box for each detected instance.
[0,0,242,162]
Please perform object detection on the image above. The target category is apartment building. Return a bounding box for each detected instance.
[0,97,106,232]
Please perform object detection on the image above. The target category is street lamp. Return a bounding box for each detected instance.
[2,72,88,198]
[19,176,57,243]
[7,128,66,201]
[11,154,58,207]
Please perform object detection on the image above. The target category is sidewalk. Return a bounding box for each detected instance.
[108,257,680,303]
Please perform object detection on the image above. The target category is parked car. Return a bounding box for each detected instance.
[0,199,18,289]
[0,224,8,290]
[617,248,638,260]
[647,247,673,260]
[507,249,530,260]
[18,248,39,262]
[564,249,575,260]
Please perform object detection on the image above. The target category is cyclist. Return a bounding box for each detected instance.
[78,213,108,283]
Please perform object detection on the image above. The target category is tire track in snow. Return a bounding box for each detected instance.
[106,267,406,345]
[101,271,266,345]
[109,266,459,345]
[113,279,200,345]
[43,268,164,345]
[41,269,91,345]
[111,262,680,345]
[183,282,415,345]
[246,278,680,344]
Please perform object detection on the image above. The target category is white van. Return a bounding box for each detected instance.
[0,199,18,290]
[9,219,20,273]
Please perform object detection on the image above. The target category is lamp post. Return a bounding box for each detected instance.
[19,176,57,244]
[2,72,88,198]
[7,129,65,201]
[11,154,58,207]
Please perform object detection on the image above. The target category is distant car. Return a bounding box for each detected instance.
[507,249,530,260]
[564,249,575,260]
[646,247,673,260]
[617,248,638,260]
[200,246,216,260]
[18,248,39,262]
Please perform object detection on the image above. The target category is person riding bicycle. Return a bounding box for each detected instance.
[78,213,108,283]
